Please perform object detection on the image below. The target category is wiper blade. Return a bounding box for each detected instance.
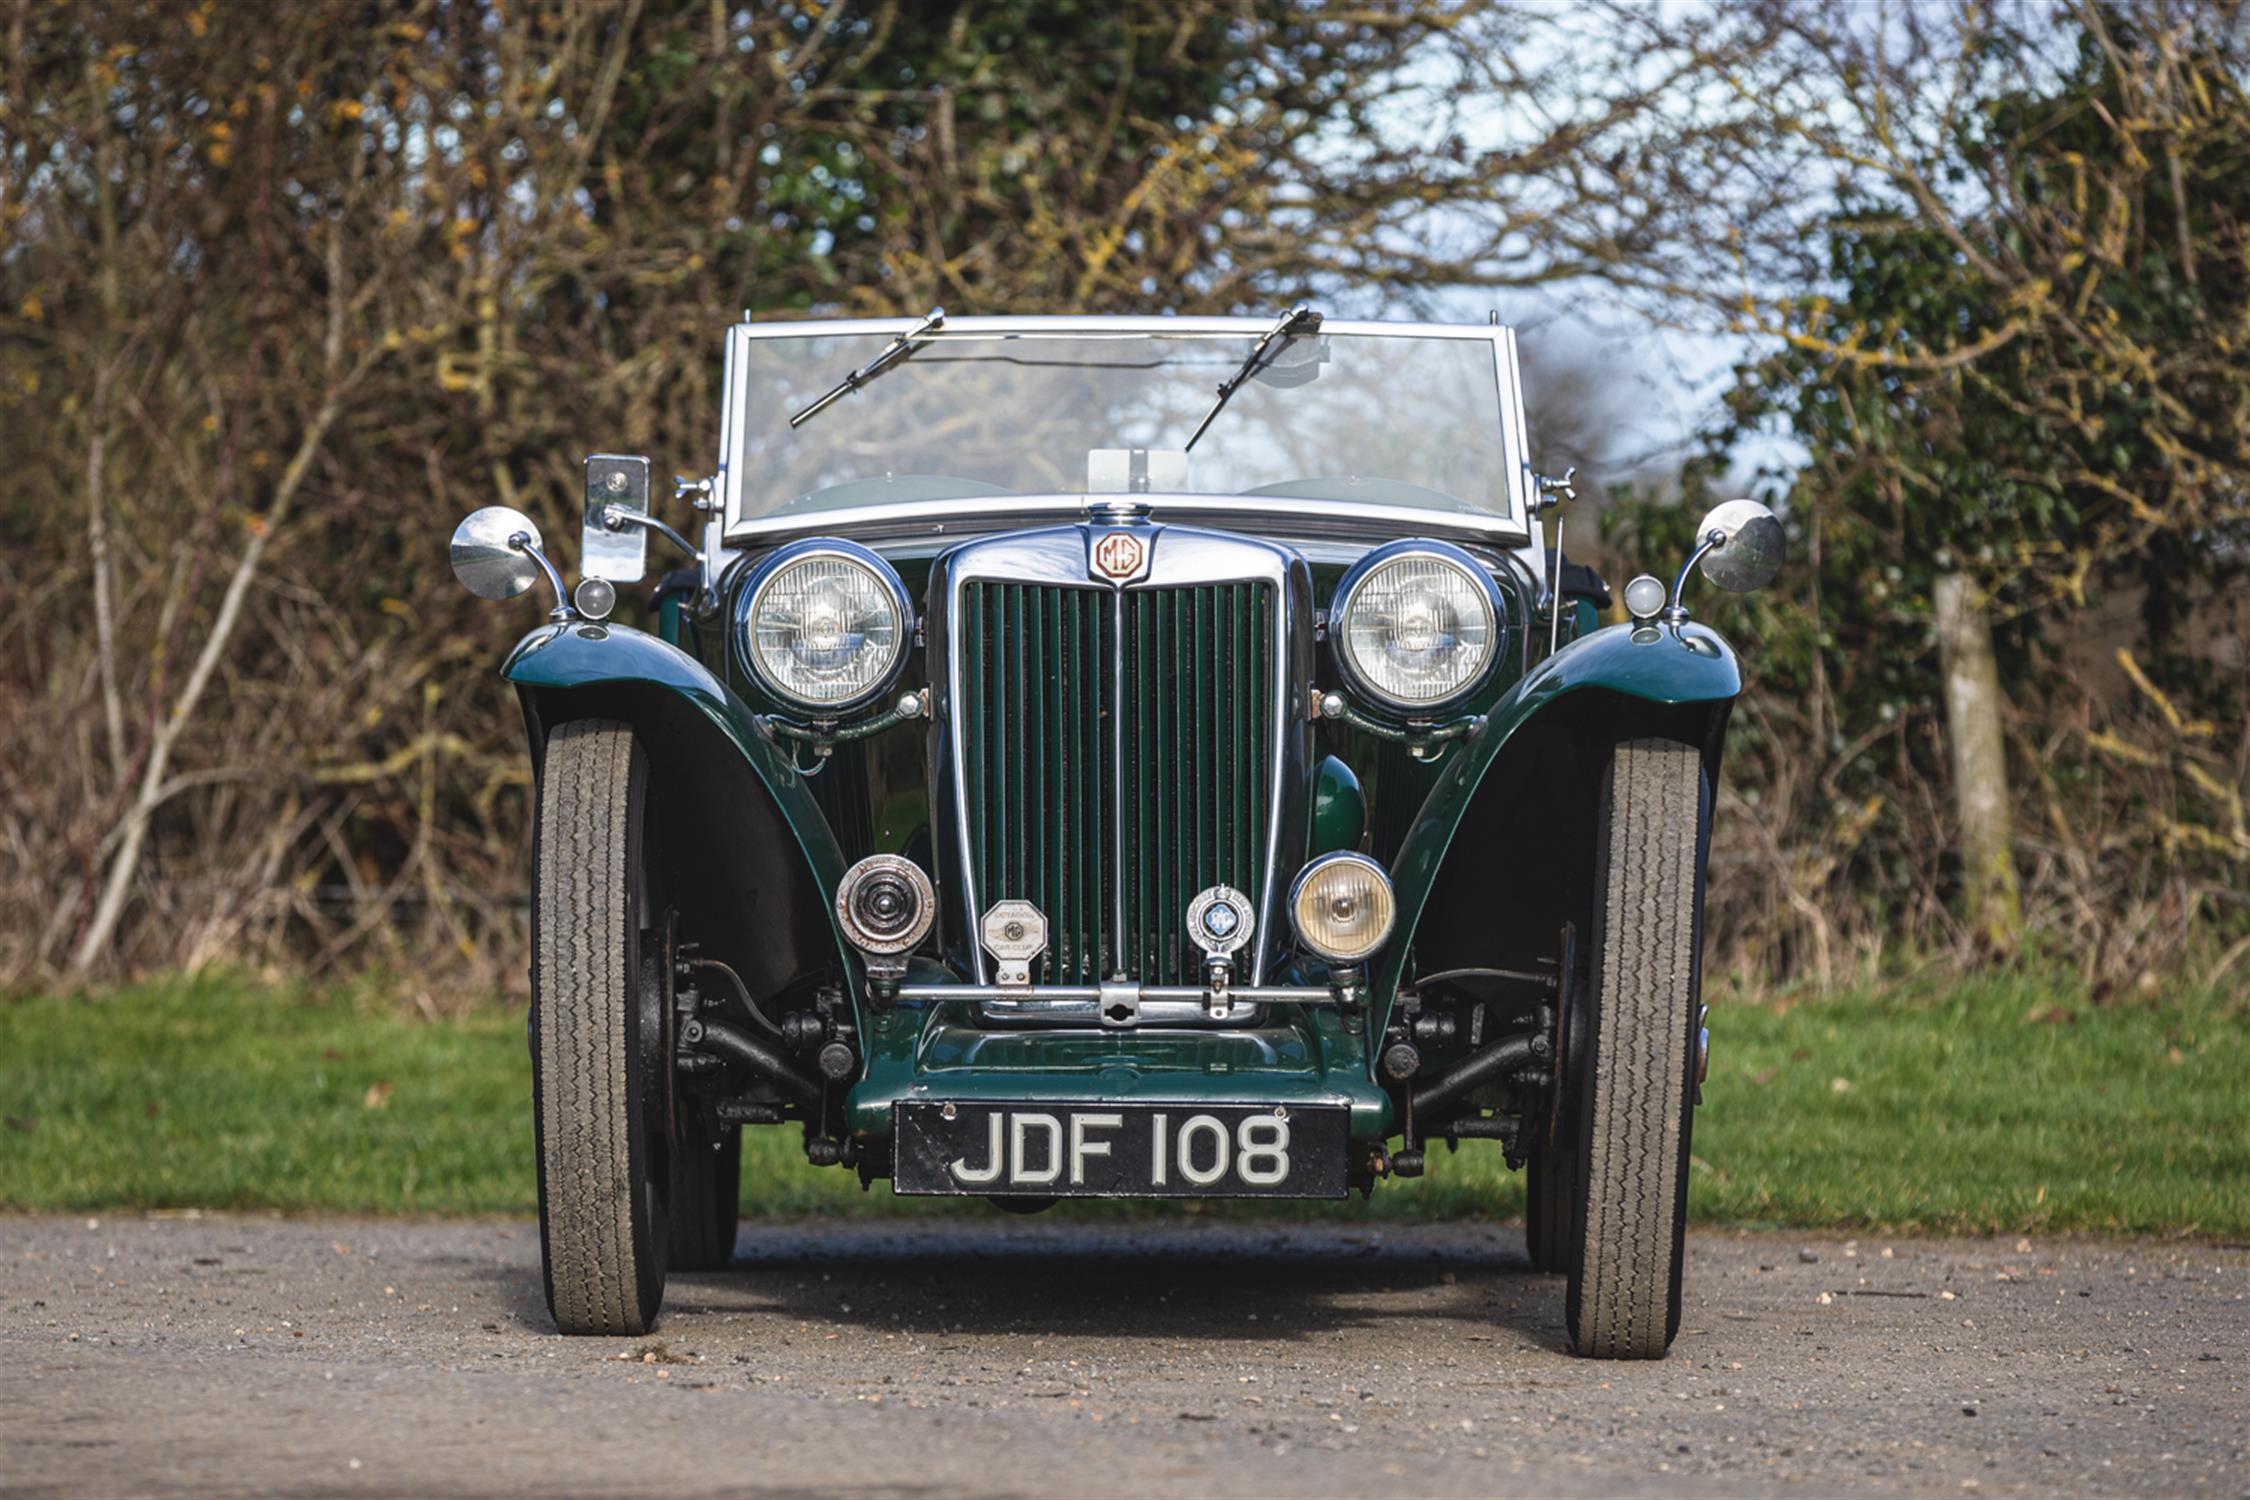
[1183,303,1323,452]
[789,306,946,429]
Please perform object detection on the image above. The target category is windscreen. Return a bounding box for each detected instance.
[734,328,1512,522]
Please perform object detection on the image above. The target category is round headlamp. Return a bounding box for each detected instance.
[735,539,912,713]
[1330,541,1503,712]
[1288,853,1397,964]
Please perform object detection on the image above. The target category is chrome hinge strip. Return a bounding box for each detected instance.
[1110,587,1129,977]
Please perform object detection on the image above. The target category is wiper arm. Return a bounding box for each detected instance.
[1183,303,1323,452]
[788,306,946,429]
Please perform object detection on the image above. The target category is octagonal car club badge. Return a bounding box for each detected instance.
[1090,528,1149,583]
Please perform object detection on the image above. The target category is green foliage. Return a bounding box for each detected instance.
[5,971,2243,1236]
[0,0,1498,981]
[1699,14,2250,692]
[1608,9,2250,976]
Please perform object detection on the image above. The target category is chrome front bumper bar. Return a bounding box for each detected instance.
[892,981,1354,1029]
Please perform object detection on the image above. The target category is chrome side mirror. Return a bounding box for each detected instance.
[581,454,651,585]
[450,506,567,615]
[1623,498,1786,626]
[1695,497,1785,594]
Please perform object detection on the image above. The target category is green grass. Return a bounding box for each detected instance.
[2,970,2243,1234]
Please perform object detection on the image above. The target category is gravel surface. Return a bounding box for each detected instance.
[4,1214,2244,1497]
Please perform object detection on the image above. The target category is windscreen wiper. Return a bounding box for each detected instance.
[789,306,946,429]
[1183,302,1323,452]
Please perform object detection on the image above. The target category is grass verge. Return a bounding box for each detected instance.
[2,970,2242,1234]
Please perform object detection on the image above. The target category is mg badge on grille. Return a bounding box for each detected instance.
[1091,529,1148,583]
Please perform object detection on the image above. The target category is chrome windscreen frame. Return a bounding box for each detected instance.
[927,522,1314,1021]
[711,315,1541,554]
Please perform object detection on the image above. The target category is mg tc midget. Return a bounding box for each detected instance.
[447,309,1782,1358]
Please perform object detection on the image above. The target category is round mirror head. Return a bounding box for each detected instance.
[1696,498,1785,594]
[450,506,544,600]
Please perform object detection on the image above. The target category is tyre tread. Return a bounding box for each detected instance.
[1572,738,1703,1359]
[536,720,654,1335]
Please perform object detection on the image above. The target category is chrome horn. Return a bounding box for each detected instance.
[450,506,569,618]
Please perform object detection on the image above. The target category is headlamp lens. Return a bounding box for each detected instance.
[745,551,906,709]
[1337,552,1496,708]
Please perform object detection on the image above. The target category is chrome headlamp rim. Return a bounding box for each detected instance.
[1287,851,1398,964]
[732,536,915,714]
[1327,539,1504,715]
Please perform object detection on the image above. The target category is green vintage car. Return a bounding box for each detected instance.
[448,310,1782,1358]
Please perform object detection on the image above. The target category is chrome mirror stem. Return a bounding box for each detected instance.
[600,507,699,563]
[509,530,573,621]
[1664,527,1726,624]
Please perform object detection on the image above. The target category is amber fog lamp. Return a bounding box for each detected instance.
[1288,853,1397,963]
[835,854,935,956]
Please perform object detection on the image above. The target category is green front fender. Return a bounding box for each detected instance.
[502,620,862,1008]
[1374,621,1741,1020]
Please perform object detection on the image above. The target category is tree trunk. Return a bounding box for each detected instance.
[1932,573,2022,954]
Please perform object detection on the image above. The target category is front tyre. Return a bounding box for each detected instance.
[533,719,670,1335]
[1565,738,1708,1359]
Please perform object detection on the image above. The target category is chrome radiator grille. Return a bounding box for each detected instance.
[955,579,1276,986]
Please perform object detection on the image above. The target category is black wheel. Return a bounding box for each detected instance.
[667,1127,742,1271]
[1525,926,1584,1274]
[1564,738,1708,1359]
[1524,1131,1577,1273]
[533,719,671,1335]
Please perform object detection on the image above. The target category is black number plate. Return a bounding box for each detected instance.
[893,1101,1350,1199]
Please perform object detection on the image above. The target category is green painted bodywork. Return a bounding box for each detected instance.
[501,620,865,1003]
[500,540,1739,1146]
[1311,754,1367,856]
[847,995,1392,1142]
[1373,619,1740,1029]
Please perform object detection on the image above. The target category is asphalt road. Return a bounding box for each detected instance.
[3,1215,2244,1498]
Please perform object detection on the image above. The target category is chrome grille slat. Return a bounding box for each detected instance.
[958,578,1274,987]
